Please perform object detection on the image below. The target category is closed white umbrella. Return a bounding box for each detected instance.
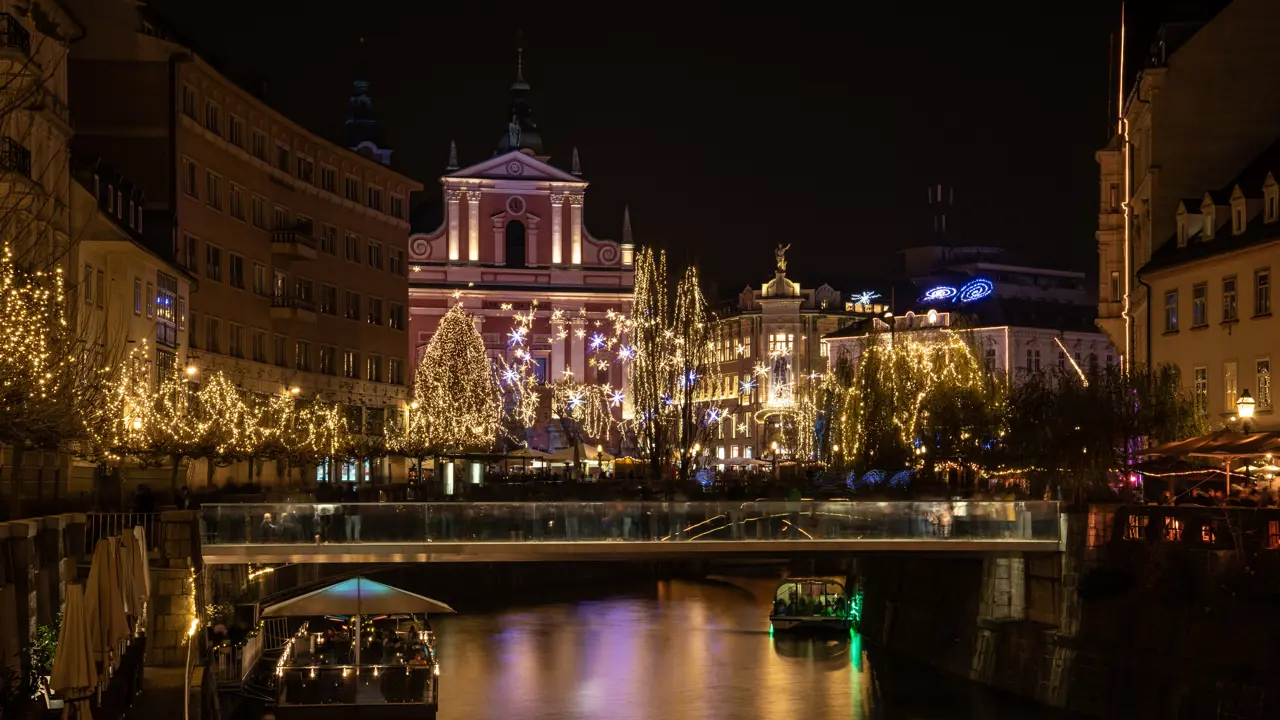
[85,538,129,673]
[120,531,148,632]
[50,583,98,719]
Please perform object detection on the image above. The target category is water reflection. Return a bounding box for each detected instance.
[431,579,1048,720]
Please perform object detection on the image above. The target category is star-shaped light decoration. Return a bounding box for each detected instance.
[502,369,518,384]
[609,390,625,407]
[618,346,636,362]
[740,378,756,394]
[753,363,768,377]
[574,328,587,339]
[507,327,527,347]
[567,390,585,410]
[737,423,748,434]
[589,333,606,351]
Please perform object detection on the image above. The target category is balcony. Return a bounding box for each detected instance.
[31,86,71,133]
[0,14,31,59]
[0,137,31,178]
[270,230,317,261]
[269,295,316,323]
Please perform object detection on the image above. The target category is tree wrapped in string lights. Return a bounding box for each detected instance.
[628,247,677,479]
[413,302,502,453]
[670,265,722,483]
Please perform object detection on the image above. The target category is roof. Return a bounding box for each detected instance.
[822,297,1101,340]
[262,577,454,617]
[1145,136,1280,274]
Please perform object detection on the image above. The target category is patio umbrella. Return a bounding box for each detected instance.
[1145,430,1280,493]
[86,538,129,673]
[50,582,98,720]
[120,531,148,632]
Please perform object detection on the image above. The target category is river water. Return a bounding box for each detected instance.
[429,578,1051,720]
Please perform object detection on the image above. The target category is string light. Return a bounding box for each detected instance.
[406,302,502,453]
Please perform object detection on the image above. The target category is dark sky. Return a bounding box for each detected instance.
[145,1,1206,300]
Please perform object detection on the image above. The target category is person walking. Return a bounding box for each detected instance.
[344,482,362,542]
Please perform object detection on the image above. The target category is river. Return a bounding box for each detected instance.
[428,578,1053,720]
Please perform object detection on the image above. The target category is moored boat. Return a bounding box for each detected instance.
[769,577,857,633]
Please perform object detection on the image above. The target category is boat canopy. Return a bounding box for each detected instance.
[262,577,455,617]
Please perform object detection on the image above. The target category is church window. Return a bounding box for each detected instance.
[505,220,527,268]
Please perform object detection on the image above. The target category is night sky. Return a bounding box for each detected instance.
[145,1,1212,300]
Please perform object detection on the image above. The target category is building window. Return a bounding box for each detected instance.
[181,83,197,119]
[1025,348,1040,372]
[228,253,244,289]
[320,225,337,254]
[319,346,336,375]
[1225,361,1239,414]
[275,143,291,173]
[1108,183,1119,212]
[295,341,311,371]
[204,100,221,135]
[389,358,404,385]
[389,248,404,275]
[1256,268,1271,316]
[273,270,287,299]
[182,159,197,198]
[366,355,383,383]
[228,323,244,358]
[389,302,405,330]
[505,220,527,268]
[1193,366,1207,416]
[1269,193,1278,223]
[252,329,267,363]
[274,206,289,230]
[205,245,222,282]
[1204,211,1215,239]
[1110,271,1121,302]
[204,170,221,209]
[229,115,244,147]
[367,297,383,326]
[367,241,382,270]
[251,130,267,161]
[320,166,337,193]
[820,341,829,358]
[182,234,198,272]
[228,183,244,220]
[1234,206,1245,235]
[295,277,313,304]
[274,335,288,367]
[344,176,360,202]
[296,155,314,183]
[343,349,359,379]
[391,196,405,219]
[206,316,221,354]
[345,291,361,321]
[984,347,996,371]
[1164,290,1178,332]
[367,186,383,211]
[344,233,359,261]
[1192,283,1207,327]
[1223,277,1239,322]
[320,284,337,315]
[133,277,142,315]
[141,279,152,317]
[189,312,199,349]
[252,195,266,228]
[252,263,267,296]
[1258,359,1272,411]
[177,296,186,330]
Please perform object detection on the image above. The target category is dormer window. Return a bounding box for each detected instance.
[1177,218,1188,247]
[1267,185,1279,223]
[1204,211,1215,240]
[1233,204,1245,235]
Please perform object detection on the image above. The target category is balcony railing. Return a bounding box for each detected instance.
[271,295,316,312]
[0,13,31,57]
[0,137,31,177]
[271,230,317,249]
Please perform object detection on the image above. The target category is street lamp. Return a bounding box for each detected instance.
[1238,389,1256,432]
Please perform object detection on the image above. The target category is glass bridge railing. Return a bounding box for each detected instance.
[199,501,1060,546]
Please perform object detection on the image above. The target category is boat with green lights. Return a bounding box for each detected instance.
[769,577,861,634]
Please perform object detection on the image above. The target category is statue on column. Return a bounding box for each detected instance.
[774,242,791,273]
[508,113,521,148]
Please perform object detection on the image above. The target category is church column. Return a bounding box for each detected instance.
[467,189,481,262]
[551,314,565,380]
[446,189,462,261]
[568,194,584,265]
[570,317,586,382]
[550,194,564,265]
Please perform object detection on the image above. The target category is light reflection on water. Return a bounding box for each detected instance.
[430,579,1028,720]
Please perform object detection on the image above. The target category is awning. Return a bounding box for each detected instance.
[262,577,455,617]
[1145,430,1280,458]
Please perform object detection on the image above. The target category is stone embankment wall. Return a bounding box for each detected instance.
[859,505,1280,719]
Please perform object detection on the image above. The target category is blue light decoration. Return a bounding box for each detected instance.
[846,469,885,491]
[740,378,756,394]
[609,390,625,407]
[956,278,994,304]
[502,368,518,384]
[589,333,606,351]
[918,285,957,304]
[507,327,527,348]
[705,408,722,425]
[617,345,636,362]
[695,467,715,488]
[889,469,914,489]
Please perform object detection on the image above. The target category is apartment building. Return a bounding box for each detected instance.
[1140,139,1280,430]
[65,1,423,485]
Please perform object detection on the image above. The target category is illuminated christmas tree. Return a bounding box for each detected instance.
[413,302,501,453]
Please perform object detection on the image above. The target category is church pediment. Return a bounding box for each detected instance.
[446,150,584,184]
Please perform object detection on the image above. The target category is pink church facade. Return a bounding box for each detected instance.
[407,148,635,452]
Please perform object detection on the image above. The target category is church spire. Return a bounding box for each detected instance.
[494,32,544,158]
[345,37,392,166]
[621,205,633,246]
[571,147,581,176]
[446,140,458,171]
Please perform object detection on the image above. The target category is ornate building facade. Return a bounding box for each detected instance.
[407,58,635,453]
[704,247,879,463]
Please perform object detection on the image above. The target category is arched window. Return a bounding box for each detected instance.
[505,220,526,268]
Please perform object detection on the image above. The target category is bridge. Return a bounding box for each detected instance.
[198,501,1063,564]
